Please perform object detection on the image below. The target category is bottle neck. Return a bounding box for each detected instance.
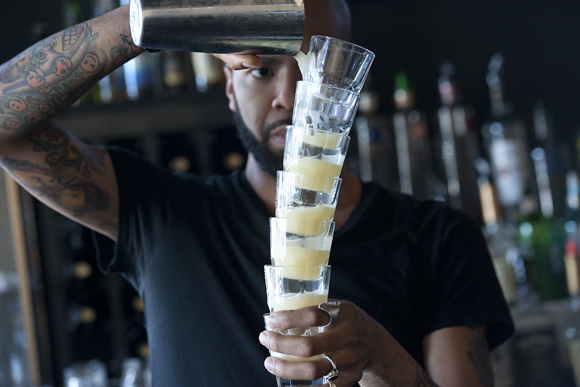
[567,171,580,211]
[532,148,554,219]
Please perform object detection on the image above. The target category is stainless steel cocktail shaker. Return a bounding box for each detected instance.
[129,0,305,55]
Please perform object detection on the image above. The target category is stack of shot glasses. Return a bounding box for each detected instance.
[264,36,375,387]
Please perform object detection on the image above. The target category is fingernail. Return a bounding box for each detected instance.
[266,314,277,328]
[242,62,261,69]
[264,357,274,372]
[259,331,268,346]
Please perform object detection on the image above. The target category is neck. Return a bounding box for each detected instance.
[244,154,363,230]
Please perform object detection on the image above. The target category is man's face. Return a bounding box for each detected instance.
[226,55,302,176]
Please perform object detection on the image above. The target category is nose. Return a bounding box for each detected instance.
[271,67,301,111]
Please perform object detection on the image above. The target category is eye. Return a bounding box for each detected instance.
[250,67,273,79]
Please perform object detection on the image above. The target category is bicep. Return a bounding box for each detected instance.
[0,121,119,241]
[423,325,493,387]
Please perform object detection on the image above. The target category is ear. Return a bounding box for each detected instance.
[224,65,237,112]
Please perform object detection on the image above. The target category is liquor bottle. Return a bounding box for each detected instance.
[436,60,481,221]
[392,71,442,201]
[517,189,568,301]
[93,0,127,103]
[533,102,566,217]
[119,0,159,101]
[190,53,226,92]
[481,53,531,215]
[475,157,517,305]
[564,171,580,225]
[162,51,190,96]
[354,74,397,188]
[510,196,566,386]
[564,219,580,386]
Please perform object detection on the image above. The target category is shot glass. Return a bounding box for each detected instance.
[264,264,330,320]
[276,171,341,223]
[284,126,350,179]
[304,35,375,94]
[263,265,331,387]
[292,81,360,134]
[270,217,335,266]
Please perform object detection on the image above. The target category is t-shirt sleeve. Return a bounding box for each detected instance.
[92,146,200,292]
[419,206,514,350]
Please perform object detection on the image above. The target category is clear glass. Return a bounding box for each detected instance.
[264,265,331,311]
[63,359,108,387]
[0,276,31,387]
[276,170,341,222]
[121,357,152,387]
[270,217,335,266]
[263,313,326,387]
[304,35,375,94]
[292,82,360,134]
[284,126,350,178]
[263,265,331,387]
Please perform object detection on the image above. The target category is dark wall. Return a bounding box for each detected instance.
[1,0,62,62]
[347,0,580,151]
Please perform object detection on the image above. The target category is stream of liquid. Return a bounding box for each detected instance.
[294,51,308,80]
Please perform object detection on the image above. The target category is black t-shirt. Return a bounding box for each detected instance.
[95,147,514,386]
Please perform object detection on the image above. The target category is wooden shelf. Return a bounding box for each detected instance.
[56,90,233,143]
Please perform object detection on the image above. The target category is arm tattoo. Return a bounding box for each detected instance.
[0,24,100,94]
[1,157,110,217]
[466,325,493,387]
[24,122,106,178]
[0,119,109,217]
[0,26,142,132]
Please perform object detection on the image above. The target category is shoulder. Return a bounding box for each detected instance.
[364,182,476,235]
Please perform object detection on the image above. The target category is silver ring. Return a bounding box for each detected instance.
[318,301,341,328]
[322,355,338,383]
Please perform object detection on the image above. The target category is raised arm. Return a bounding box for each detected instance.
[0,5,141,241]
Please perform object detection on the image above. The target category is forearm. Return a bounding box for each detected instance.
[0,5,140,143]
[360,322,439,387]
[361,353,438,387]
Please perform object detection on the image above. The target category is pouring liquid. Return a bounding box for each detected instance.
[294,51,308,79]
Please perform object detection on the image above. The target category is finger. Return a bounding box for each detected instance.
[267,304,336,331]
[264,351,361,386]
[264,354,334,381]
[212,53,261,70]
[260,330,323,358]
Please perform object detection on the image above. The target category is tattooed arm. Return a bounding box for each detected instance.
[354,325,491,387]
[420,325,493,387]
[356,325,491,387]
[0,5,141,240]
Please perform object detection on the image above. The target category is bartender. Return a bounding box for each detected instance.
[0,0,513,385]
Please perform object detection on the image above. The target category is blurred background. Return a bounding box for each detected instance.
[1,0,580,386]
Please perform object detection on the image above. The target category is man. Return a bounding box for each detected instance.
[0,0,513,386]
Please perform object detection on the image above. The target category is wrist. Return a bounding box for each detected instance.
[361,322,423,387]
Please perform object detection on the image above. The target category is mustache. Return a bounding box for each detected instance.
[262,118,293,141]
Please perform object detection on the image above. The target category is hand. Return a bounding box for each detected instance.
[259,300,387,387]
[212,52,262,70]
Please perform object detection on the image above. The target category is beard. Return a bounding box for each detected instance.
[233,108,291,177]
